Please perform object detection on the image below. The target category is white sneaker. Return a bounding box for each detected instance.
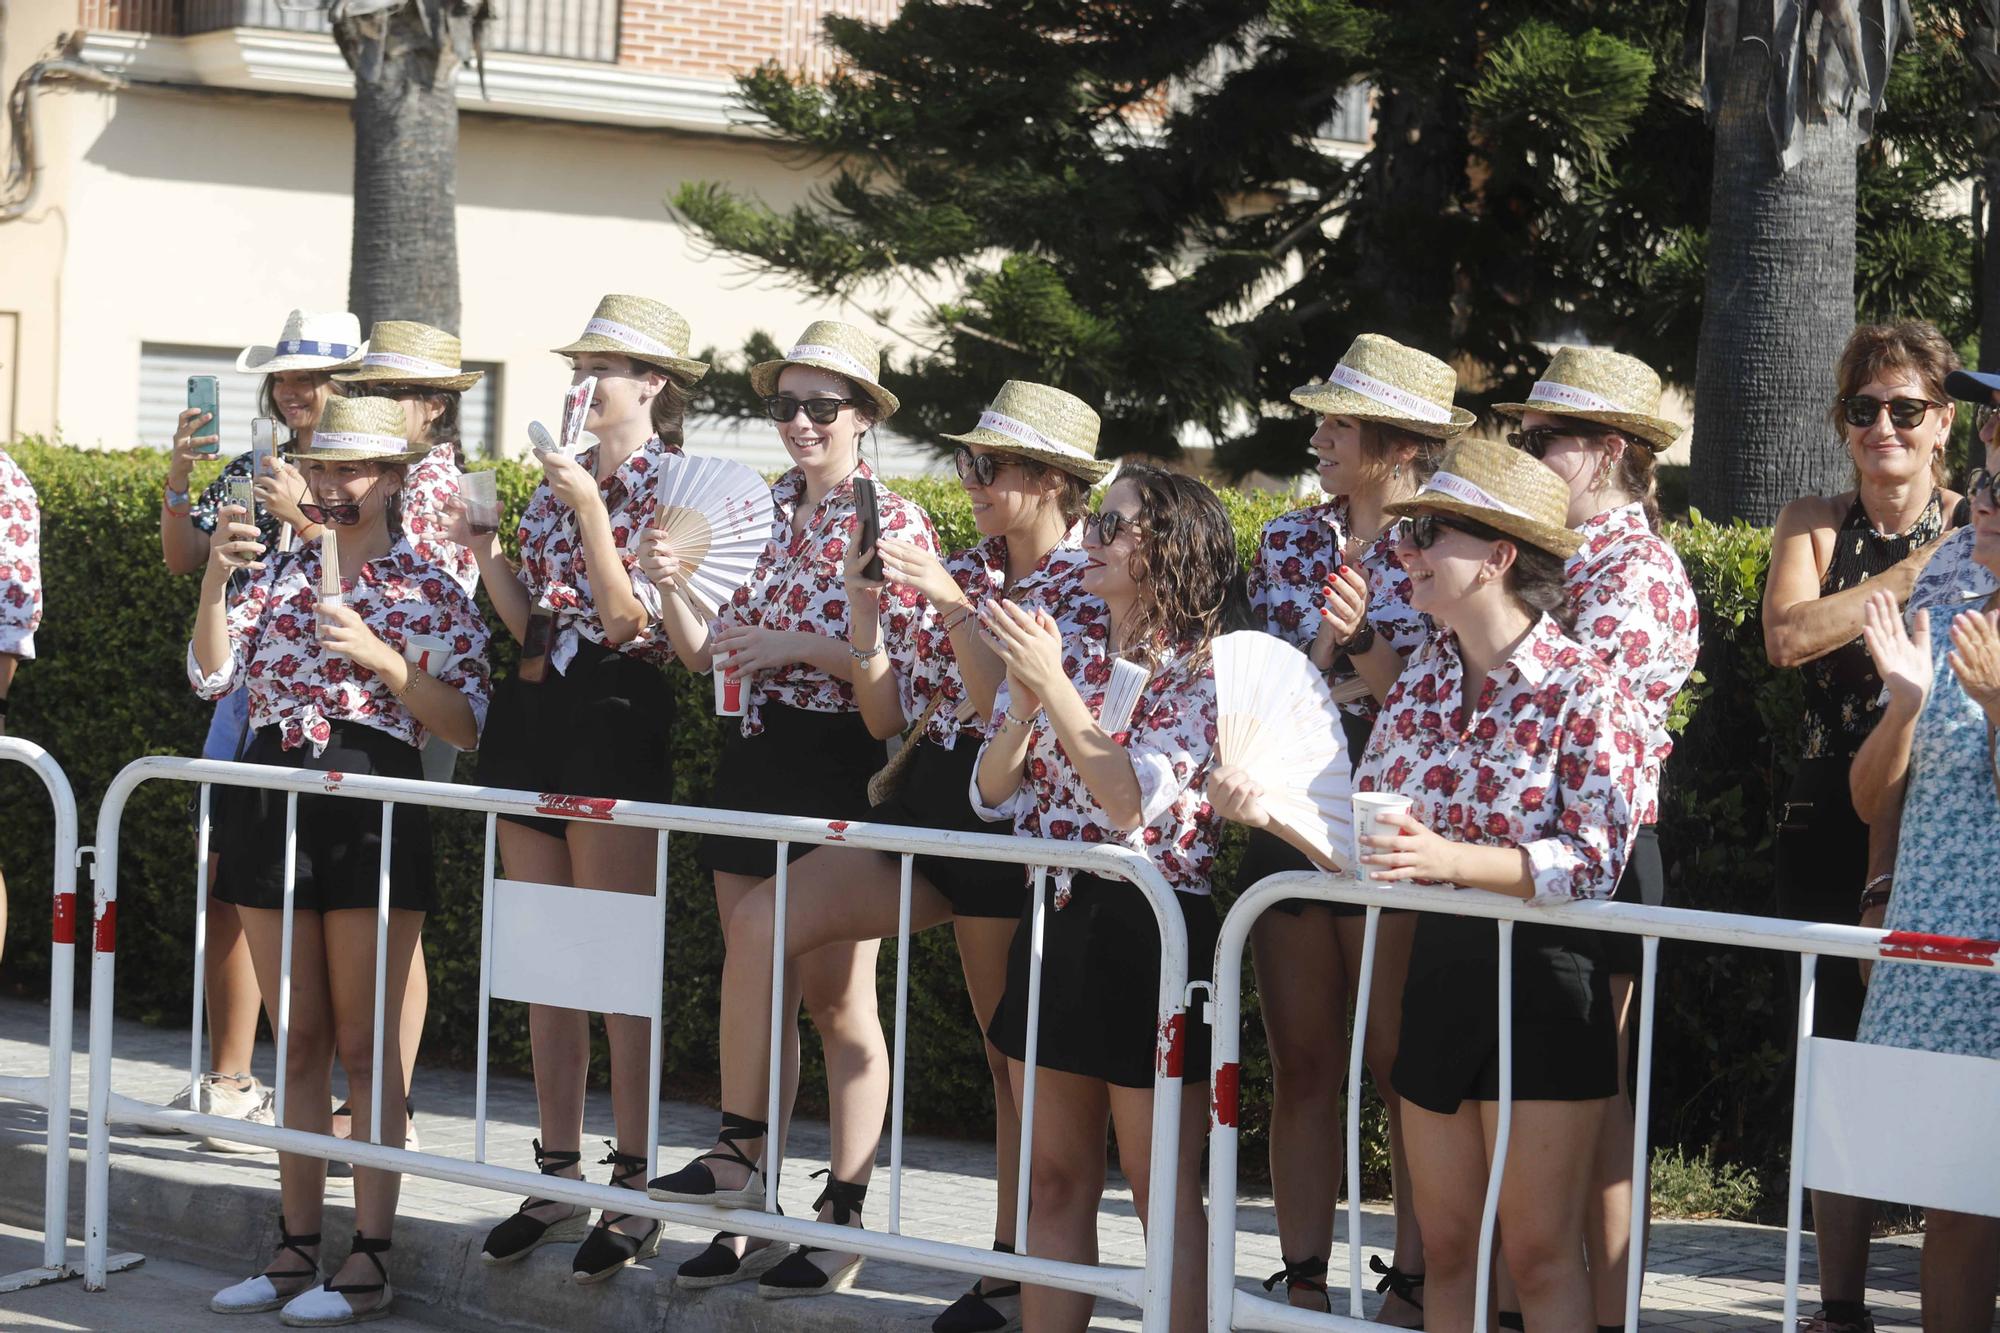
[201,1078,276,1153]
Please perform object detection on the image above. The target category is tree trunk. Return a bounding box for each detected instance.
[1982,168,2000,369]
[1690,4,1862,524]
[332,2,468,333]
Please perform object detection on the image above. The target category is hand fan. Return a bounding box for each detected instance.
[649,453,776,617]
[316,525,342,646]
[559,377,598,451]
[1211,630,1354,868]
[1096,656,1152,735]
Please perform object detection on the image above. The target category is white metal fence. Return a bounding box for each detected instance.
[77,756,1195,1329]
[1206,870,2000,1333]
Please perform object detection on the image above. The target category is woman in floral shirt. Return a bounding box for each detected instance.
[1238,333,1471,1319]
[468,295,709,1283]
[195,397,490,1327]
[972,465,1249,1332]
[1341,437,1643,1332]
[0,441,40,965]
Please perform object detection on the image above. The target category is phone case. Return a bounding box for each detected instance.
[519,605,554,684]
[187,376,221,456]
[853,477,884,581]
[251,417,278,474]
[560,378,598,452]
[225,477,257,523]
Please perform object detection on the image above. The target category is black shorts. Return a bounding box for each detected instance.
[475,639,677,839]
[699,702,881,878]
[1392,914,1617,1114]
[1600,824,1662,976]
[1773,758,1870,1041]
[866,732,1027,919]
[1238,710,1386,918]
[988,872,1218,1089]
[213,723,434,915]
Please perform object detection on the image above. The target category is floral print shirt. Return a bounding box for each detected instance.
[0,449,40,660]
[1355,614,1643,903]
[187,536,492,755]
[1246,497,1428,719]
[972,641,1223,896]
[192,453,288,552]
[902,525,1104,748]
[727,462,940,736]
[1563,503,1700,824]
[515,435,675,674]
[403,444,478,595]
[1907,526,1996,625]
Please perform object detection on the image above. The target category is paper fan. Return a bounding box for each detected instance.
[1096,657,1153,734]
[650,454,776,617]
[1211,630,1354,868]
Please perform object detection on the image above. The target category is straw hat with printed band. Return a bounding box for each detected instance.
[333,321,485,392]
[236,310,367,374]
[285,396,431,464]
[550,295,710,386]
[1289,333,1476,439]
[1384,435,1583,559]
[1494,346,1681,452]
[749,319,900,422]
[938,380,1111,483]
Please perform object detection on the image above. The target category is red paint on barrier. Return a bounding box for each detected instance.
[826,820,851,842]
[323,771,345,786]
[94,901,117,953]
[51,891,76,945]
[536,794,618,821]
[1212,1061,1239,1127]
[1156,1012,1185,1078]
[1878,931,2000,968]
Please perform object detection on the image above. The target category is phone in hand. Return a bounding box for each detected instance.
[225,476,257,527]
[519,605,554,684]
[187,376,221,456]
[251,416,279,476]
[852,476,883,582]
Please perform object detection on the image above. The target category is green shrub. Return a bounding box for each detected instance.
[1649,1145,1765,1221]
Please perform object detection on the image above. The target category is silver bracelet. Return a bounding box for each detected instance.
[997,708,1036,731]
[848,639,885,664]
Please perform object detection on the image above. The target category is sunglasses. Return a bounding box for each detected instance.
[1969,468,2000,509]
[1404,513,1461,550]
[299,500,361,526]
[953,446,1024,488]
[1505,426,1613,460]
[1975,403,2000,437]
[1082,510,1146,545]
[355,384,428,401]
[763,394,861,426]
[1840,395,1944,430]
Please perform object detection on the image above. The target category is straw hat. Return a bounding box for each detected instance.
[1384,436,1582,558]
[333,322,485,392]
[749,320,900,421]
[550,295,709,385]
[285,396,430,464]
[1494,346,1681,451]
[235,310,366,374]
[1289,334,1475,439]
[939,381,1110,483]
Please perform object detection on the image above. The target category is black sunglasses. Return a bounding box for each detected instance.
[1082,510,1146,545]
[355,384,428,401]
[1840,395,1943,430]
[764,394,861,426]
[1969,468,2000,509]
[953,445,1024,488]
[1405,513,1458,550]
[299,500,361,526]
[1505,426,1614,460]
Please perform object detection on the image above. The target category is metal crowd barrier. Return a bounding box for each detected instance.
[78,756,1193,1330]
[1206,870,2000,1333]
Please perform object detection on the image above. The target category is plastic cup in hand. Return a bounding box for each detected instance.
[458,469,500,535]
[713,666,746,717]
[1350,791,1414,872]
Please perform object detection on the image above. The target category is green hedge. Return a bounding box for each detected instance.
[0,440,1796,1183]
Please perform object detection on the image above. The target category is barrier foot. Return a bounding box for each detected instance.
[2,1250,143,1294]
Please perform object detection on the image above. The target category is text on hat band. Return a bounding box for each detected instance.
[362,350,460,377]
[976,409,1093,463]
[583,317,677,359]
[1527,380,1623,414]
[1418,470,1536,521]
[786,342,874,382]
[308,431,408,457]
[276,339,357,359]
[1328,362,1454,423]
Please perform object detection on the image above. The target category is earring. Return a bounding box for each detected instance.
[1391,462,1402,481]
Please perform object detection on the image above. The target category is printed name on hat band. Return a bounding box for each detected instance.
[976,409,1092,462]
[1419,470,1535,521]
[362,350,461,377]
[309,431,408,457]
[584,317,678,359]
[277,339,357,359]
[1328,363,1454,423]
[787,342,874,382]
[1528,380,1623,414]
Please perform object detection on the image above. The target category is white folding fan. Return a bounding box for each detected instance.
[649,453,776,617]
[1211,630,1354,869]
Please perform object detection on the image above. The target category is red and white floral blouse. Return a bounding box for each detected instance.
[403,443,478,596]
[0,449,40,660]
[1564,502,1699,825]
[1355,614,1643,903]
[902,525,1105,748]
[726,462,940,736]
[188,537,492,755]
[972,641,1223,897]
[1247,497,1428,719]
[514,436,674,674]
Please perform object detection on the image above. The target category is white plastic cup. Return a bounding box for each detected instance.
[458,469,500,535]
[1351,791,1414,870]
[713,666,746,717]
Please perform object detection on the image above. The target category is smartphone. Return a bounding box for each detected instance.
[187,376,221,456]
[560,377,599,452]
[519,605,554,684]
[225,476,257,527]
[251,416,279,477]
[852,476,883,582]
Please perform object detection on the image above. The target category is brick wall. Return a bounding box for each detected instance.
[619,0,902,81]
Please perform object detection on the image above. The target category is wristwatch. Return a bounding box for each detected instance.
[1338,621,1377,656]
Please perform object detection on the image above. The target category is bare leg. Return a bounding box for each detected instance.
[1341,912,1424,1324]
[1918,1208,2000,1332]
[500,824,588,1221]
[794,938,889,1262]
[205,873,264,1078]
[237,907,333,1284]
[955,914,1024,1261]
[1809,1190,1876,1311]
[1586,973,1640,1327]
[1108,1079,1210,1333]
[1010,1062,1108,1332]
[1401,1099,1491,1330]
[1486,1098,1611,1331]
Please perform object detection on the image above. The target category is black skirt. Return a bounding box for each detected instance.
[1600,825,1662,975]
[1391,913,1617,1114]
[1238,709,1381,918]
[987,871,1218,1089]
[214,722,434,914]
[699,701,882,877]
[1772,757,1870,1041]
[866,731,1027,920]
[475,638,677,839]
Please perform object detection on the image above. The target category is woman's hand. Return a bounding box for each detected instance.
[1207,764,1271,831]
[540,451,602,514]
[842,529,885,596]
[1360,809,1462,884]
[1947,608,2000,722]
[205,504,265,578]
[1860,589,1933,714]
[978,597,1067,705]
[315,599,400,679]
[169,407,217,488]
[1316,564,1370,648]
[876,535,961,609]
[637,527,685,589]
[711,622,806,675]
[254,454,310,531]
